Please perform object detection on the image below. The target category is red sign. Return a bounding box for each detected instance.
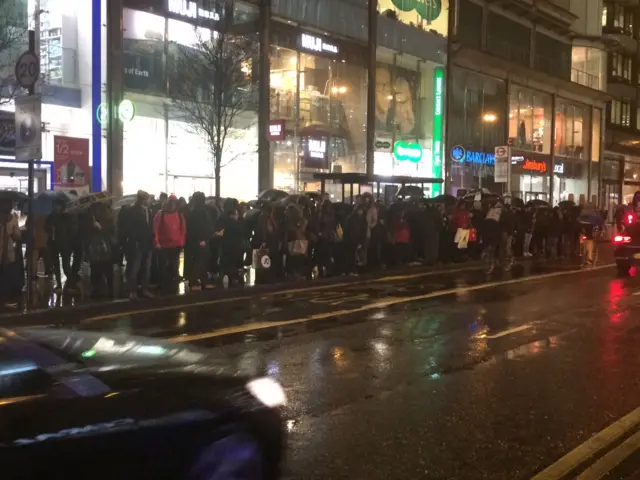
[522,159,547,174]
[54,135,90,189]
[267,120,286,141]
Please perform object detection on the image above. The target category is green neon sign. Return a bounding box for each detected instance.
[96,100,136,124]
[432,66,444,196]
[394,141,423,163]
[391,0,442,22]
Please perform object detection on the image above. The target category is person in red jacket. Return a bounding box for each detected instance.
[153,195,186,293]
[392,210,411,266]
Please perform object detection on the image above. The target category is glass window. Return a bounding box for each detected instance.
[509,86,551,153]
[610,99,631,126]
[591,108,602,205]
[624,160,640,182]
[571,47,605,90]
[610,52,632,82]
[556,100,590,158]
[123,8,166,94]
[373,55,443,183]
[270,44,367,192]
[602,4,608,27]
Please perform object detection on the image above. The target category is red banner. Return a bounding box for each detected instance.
[54,135,89,190]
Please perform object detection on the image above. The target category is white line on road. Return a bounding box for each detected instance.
[531,404,640,480]
[576,429,640,479]
[169,264,614,343]
[485,324,533,339]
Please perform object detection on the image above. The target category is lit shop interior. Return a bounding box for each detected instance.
[371,51,444,198]
[120,6,259,200]
[269,30,367,195]
[507,86,595,204]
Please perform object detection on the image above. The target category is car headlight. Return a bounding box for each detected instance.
[246,377,286,408]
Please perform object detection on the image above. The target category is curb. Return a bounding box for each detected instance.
[0,260,489,322]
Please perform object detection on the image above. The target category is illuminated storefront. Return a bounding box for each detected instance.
[117,3,259,200]
[269,28,367,193]
[447,64,600,204]
[371,0,448,197]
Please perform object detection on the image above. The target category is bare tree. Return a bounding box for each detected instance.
[170,17,257,198]
[0,0,29,104]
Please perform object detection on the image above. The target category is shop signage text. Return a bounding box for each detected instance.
[432,67,444,195]
[267,120,285,142]
[463,151,495,165]
[167,0,220,21]
[394,141,422,163]
[124,67,149,78]
[299,33,338,55]
[553,163,563,174]
[375,138,393,152]
[522,159,547,173]
[308,138,327,159]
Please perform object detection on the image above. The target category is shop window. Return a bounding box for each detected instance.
[269,42,367,192]
[509,85,551,154]
[555,100,590,159]
[591,108,602,204]
[372,54,443,180]
[624,161,640,182]
[610,99,631,126]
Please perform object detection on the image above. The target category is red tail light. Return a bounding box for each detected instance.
[614,235,632,244]
[628,214,635,224]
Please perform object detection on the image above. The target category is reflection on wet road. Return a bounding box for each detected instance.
[39,261,640,478]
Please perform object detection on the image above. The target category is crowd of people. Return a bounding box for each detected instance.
[0,189,606,306]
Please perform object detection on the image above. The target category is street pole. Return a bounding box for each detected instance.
[365,0,378,177]
[25,29,36,307]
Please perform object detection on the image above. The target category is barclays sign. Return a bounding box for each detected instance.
[462,150,495,166]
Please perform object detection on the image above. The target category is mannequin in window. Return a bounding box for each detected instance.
[517,121,527,148]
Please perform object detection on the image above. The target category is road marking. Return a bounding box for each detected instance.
[80,265,483,324]
[168,264,613,343]
[485,324,532,339]
[576,429,640,479]
[531,403,640,480]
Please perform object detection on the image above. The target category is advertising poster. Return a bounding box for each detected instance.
[54,135,89,190]
[375,63,421,137]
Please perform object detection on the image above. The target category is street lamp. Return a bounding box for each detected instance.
[479,112,498,188]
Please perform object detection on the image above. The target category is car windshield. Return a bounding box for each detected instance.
[13,328,219,371]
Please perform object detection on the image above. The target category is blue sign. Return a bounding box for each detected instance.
[451,145,466,162]
[464,150,495,165]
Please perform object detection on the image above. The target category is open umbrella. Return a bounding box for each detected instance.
[431,194,457,206]
[31,190,76,215]
[0,190,28,202]
[113,194,138,210]
[397,185,425,199]
[526,199,550,208]
[66,191,113,213]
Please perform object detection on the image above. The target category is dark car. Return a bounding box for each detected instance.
[0,327,286,480]
[613,221,640,275]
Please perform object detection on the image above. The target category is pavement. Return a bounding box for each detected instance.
[15,245,640,479]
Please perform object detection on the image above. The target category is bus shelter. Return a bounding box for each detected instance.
[312,173,444,204]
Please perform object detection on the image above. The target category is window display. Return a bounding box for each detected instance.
[508,86,552,153]
[269,36,367,192]
[373,54,443,184]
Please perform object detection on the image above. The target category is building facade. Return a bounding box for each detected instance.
[601,0,640,210]
[446,0,609,206]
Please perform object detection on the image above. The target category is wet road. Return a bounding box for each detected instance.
[32,258,640,479]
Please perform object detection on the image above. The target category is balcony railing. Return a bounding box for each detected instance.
[571,68,600,90]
